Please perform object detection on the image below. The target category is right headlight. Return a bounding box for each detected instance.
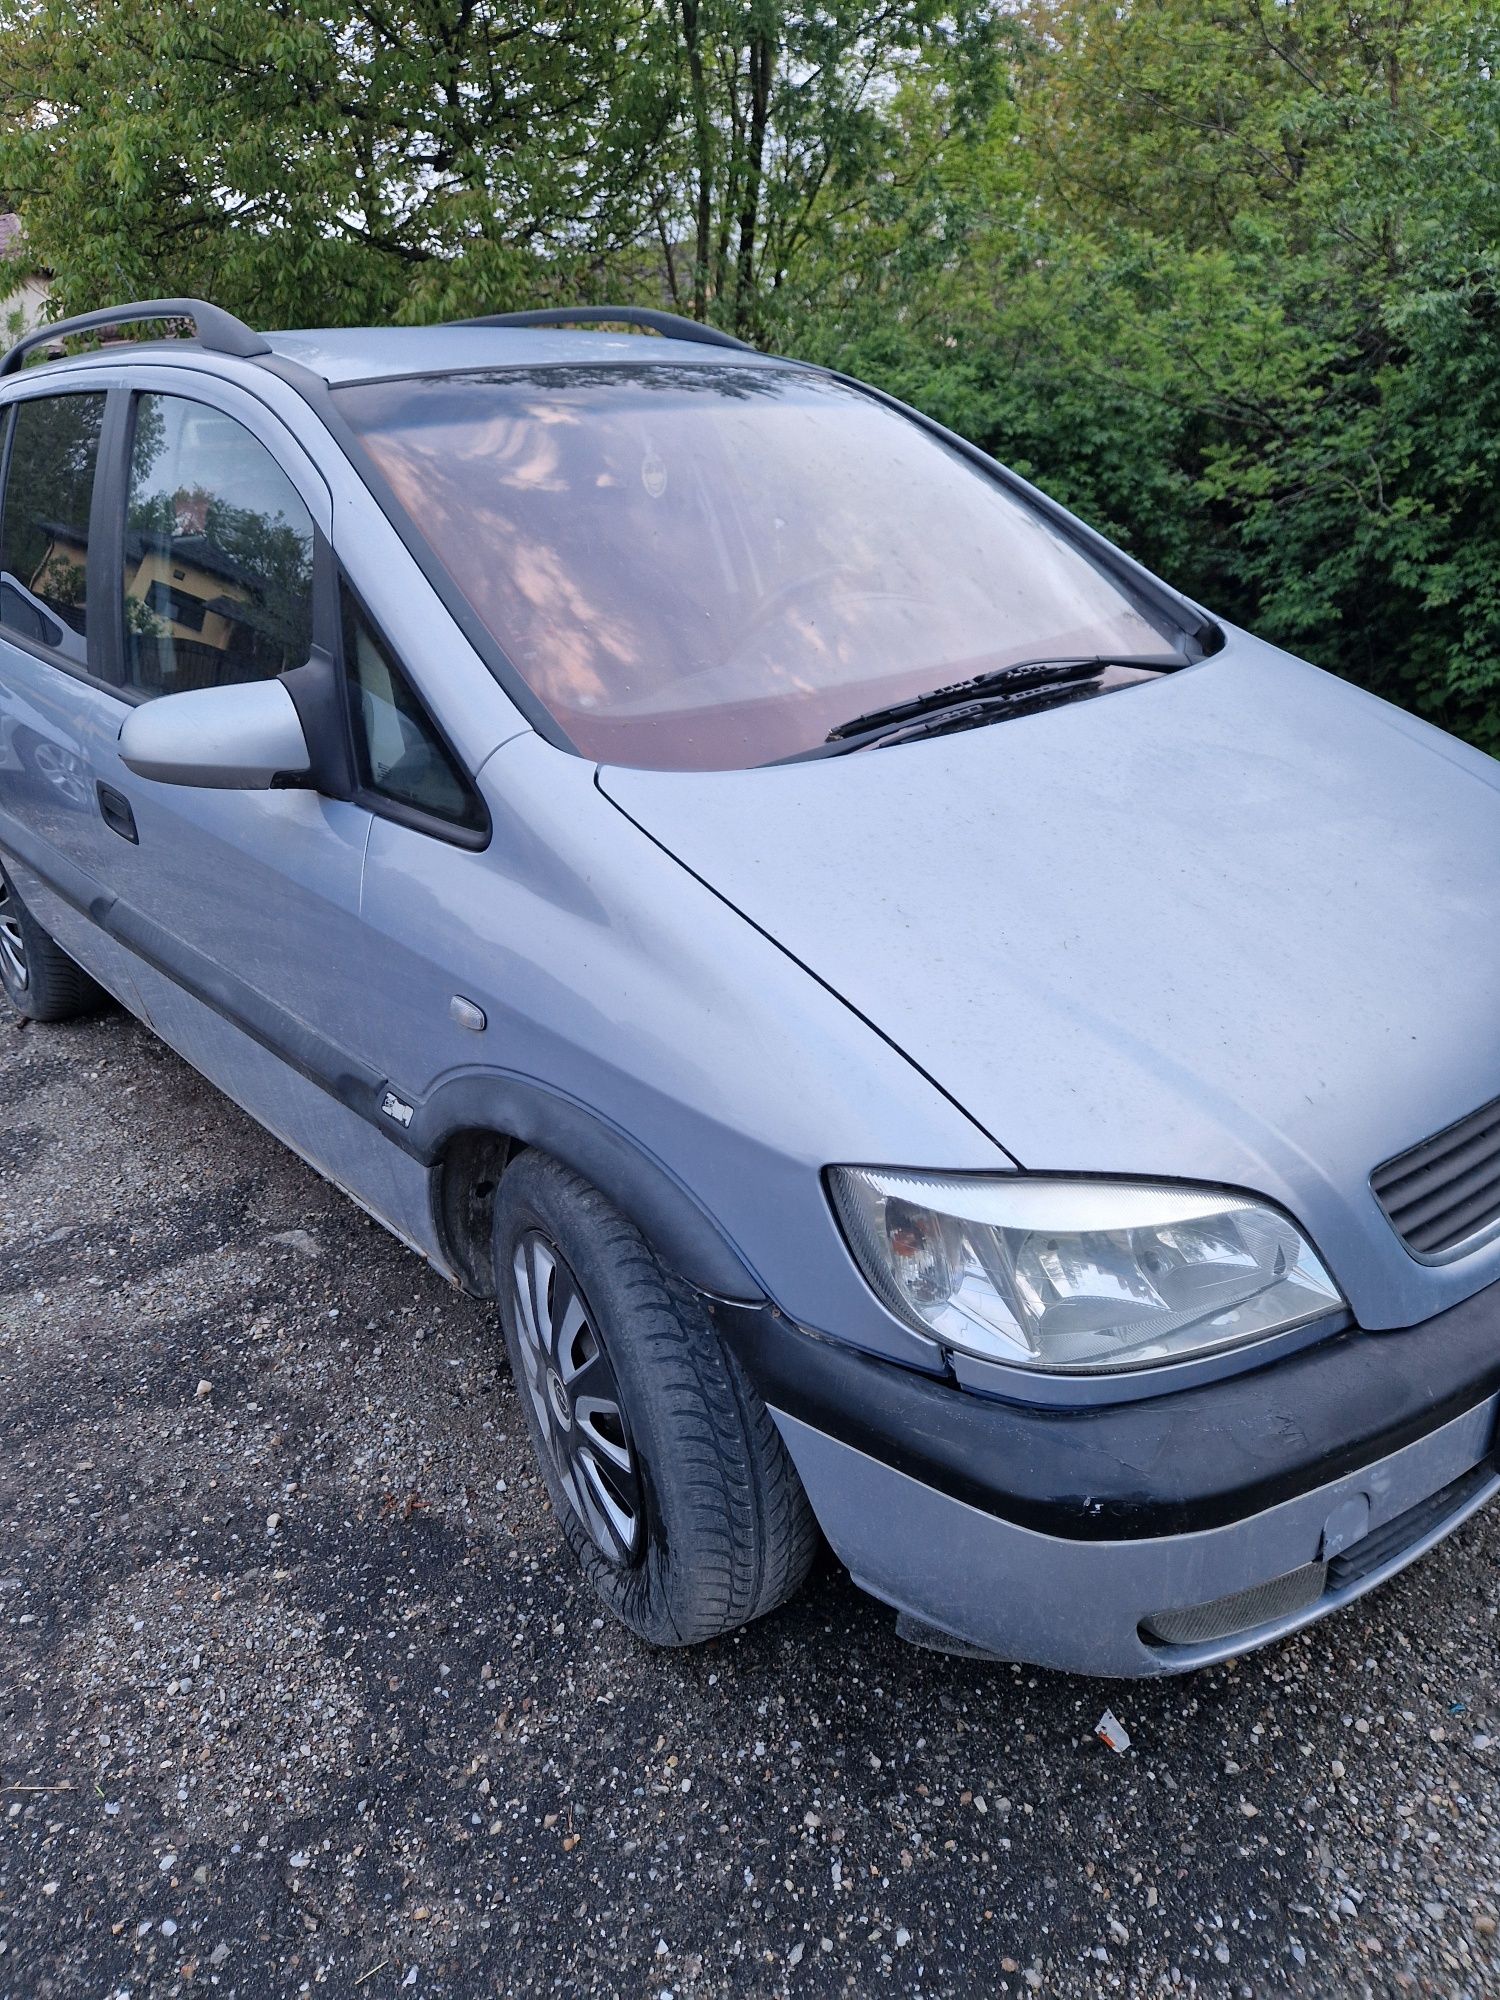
[828,1169,1344,1374]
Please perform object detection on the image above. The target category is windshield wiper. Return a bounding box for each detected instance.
[822,654,1189,747]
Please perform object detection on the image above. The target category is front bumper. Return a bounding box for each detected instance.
[716,1276,1500,1675]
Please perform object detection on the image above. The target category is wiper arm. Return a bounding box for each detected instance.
[824,656,1184,752]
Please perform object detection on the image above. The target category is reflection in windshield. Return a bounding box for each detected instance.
[339,365,1186,771]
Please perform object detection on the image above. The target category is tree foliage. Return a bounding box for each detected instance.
[0,0,1495,744]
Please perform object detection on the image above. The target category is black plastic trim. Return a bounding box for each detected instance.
[714,1278,1500,1541]
[406,1069,763,1301]
[281,644,356,802]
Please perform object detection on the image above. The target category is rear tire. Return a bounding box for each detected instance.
[493,1151,818,1646]
[0,857,107,1023]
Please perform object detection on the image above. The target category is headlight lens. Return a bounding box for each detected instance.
[829,1170,1343,1373]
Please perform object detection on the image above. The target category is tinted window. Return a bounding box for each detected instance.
[0,392,104,665]
[343,586,483,832]
[122,395,314,695]
[336,366,1185,770]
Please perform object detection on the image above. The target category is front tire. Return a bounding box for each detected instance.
[493,1151,818,1646]
[0,858,105,1023]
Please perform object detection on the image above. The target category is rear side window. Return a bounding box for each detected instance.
[0,392,105,666]
[342,585,485,834]
[122,394,315,696]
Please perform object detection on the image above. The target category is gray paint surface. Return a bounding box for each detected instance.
[602,632,1500,1328]
[3,323,1500,1674]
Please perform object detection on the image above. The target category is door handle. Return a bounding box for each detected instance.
[96,782,139,844]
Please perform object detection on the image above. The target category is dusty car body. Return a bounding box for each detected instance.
[1,298,1497,1675]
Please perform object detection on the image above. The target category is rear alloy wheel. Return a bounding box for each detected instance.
[0,859,106,1022]
[493,1151,818,1646]
[0,868,28,998]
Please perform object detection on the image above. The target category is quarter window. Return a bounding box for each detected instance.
[122,394,314,696]
[342,585,484,833]
[0,392,105,666]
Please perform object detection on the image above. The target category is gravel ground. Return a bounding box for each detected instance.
[3,1006,1500,2000]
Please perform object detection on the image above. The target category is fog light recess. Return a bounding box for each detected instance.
[1140,1561,1328,1647]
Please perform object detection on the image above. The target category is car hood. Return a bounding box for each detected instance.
[599,632,1500,1326]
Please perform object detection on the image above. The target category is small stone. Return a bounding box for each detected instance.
[195,1379,212,1399]
[209,1944,229,1966]
[41,1881,59,1897]
[266,1513,281,1534]
[268,1228,321,1259]
[895,1929,911,1948]
[787,1943,804,1966]
[161,1919,178,1938]
[1239,1798,1260,1818]
[1214,1942,1230,1964]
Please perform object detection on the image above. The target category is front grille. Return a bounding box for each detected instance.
[1372,1092,1500,1258]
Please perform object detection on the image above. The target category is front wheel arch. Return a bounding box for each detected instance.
[420,1074,764,1302]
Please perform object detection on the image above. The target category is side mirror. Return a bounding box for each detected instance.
[118,679,312,790]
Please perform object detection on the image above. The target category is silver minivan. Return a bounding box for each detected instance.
[3,298,1498,1675]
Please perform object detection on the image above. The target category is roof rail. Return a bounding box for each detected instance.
[0,297,270,378]
[453,305,755,353]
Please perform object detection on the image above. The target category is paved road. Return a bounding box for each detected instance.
[3,1005,1499,1998]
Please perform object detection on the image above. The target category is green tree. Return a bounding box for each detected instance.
[0,0,665,324]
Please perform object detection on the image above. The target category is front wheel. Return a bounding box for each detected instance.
[493,1151,818,1646]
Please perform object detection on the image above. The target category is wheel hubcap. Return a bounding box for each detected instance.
[0,873,28,992]
[512,1231,644,1566]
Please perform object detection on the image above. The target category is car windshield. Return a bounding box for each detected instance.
[336,364,1188,771]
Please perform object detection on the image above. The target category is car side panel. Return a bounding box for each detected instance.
[349,733,1016,1365]
[117,953,445,1261]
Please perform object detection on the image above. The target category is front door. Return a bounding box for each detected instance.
[0,369,434,1253]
